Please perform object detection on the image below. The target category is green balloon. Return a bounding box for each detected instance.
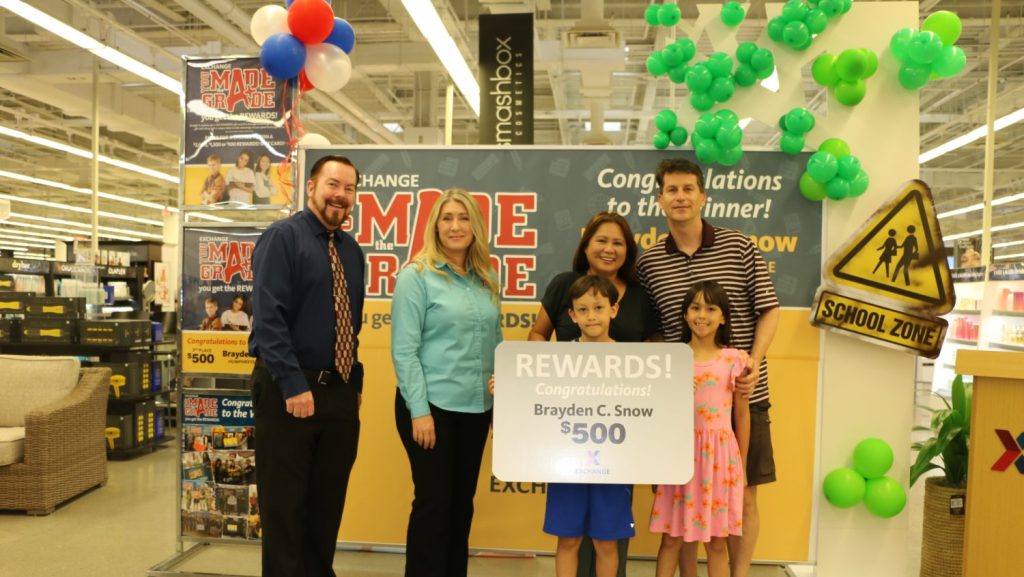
[785,108,815,135]
[767,17,786,42]
[675,38,697,62]
[709,76,735,103]
[655,109,678,133]
[780,133,806,155]
[668,64,690,84]
[690,91,716,112]
[889,27,915,61]
[853,438,894,479]
[840,0,852,14]
[715,109,740,125]
[646,53,668,76]
[716,124,743,149]
[812,54,840,87]
[685,64,713,93]
[644,4,661,26]
[818,0,844,18]
[898,63,931,90]
[849,170,870,197]
[819,137,850,158]
[750,48,775,76]
[778,114,789,132]
[721,1,746,27]
[823,469,865,508]
[695,113,721,139]
[834,79,866,106]
[805,8,828,34]
[861,49,879,78]
[863,477,907,518]
[835,49,868,81]
[826,177,851,200]
[662,44,685,68]
[933,45,966,78]
[736,42,758,64]
[837,154,861,180]
[694,138,720,164]
[907,31,944,65]
[800,171,828,201]
[670,126,689,146]
[653,131,671,150]
[807,151,839,183]
[706,52,734,79]
[922,10,962,47]
[734,63,758,87]
[782,0,810,22]
[658,3,682,27]
[719,145,743,167]
[783,21,811,49]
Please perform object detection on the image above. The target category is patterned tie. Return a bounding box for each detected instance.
[328,234,355,380]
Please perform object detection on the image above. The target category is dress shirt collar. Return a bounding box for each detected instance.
[664,218,716,255]
[301,209,342,242]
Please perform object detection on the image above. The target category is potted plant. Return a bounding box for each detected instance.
[911,374,971,577]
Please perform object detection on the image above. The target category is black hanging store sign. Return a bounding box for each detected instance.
[478,13,533,145]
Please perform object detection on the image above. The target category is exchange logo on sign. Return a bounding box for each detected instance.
[492,341,694,485]
[993,429,1024,474]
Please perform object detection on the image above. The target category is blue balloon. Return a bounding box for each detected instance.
[325,17,356,54]
[260,33,307,81]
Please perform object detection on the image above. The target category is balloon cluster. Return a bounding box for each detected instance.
[652,110,689,150]
[891,10,967,90]
[644,3,682,27]
[685,52,735,111]
[252,0,356,93]
[799,138,869,201]
[720,1,746,27]
[734,42,776,88]
[777,107,815,154]
[767,0,852,52]
[646,38,697,84]
[811,49,878,106]
[822,438,906,518]
[691,110,744,166]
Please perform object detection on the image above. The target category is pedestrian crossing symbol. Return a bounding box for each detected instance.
[824,180,955,315]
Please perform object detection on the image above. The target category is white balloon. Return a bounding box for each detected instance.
[304,43,352,93]
[299,133,331,146]
[251,5,289,46]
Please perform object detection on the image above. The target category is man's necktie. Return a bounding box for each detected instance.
[328,234,354,380]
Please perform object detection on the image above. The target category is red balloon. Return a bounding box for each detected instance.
[299,71,315,93]
[287,0,335,45]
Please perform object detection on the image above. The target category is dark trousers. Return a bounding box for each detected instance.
[395,390,492,577]
[252,365,360,577]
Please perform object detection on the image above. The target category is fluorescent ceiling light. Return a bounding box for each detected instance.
[399,0,480,116]
[994,252,1024,261]
[0,126,178,184]
[920,105,1024,164]
[0,227,74,242]
[584,122,622,132]
[0,170,170,212]
[0,235,54,248]
[0,0,182,95]
[11,253,53,260]
[189,212,234,223]
[994,239,1024,249]
[937,191,1024,220]
[0,192,163,227]
[384,122,404,133]
[0,218,141,242]
[10,212,160,240]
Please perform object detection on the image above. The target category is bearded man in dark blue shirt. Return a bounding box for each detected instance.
[249,154,365,577]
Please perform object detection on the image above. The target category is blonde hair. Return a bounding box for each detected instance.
[409,188,500,299]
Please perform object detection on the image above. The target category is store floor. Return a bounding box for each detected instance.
[0,437,809,577]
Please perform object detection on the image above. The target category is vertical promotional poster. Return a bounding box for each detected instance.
[181,56,295,208]
[180,225,263,375]
[180,392,258,541]
[478,13,534,144]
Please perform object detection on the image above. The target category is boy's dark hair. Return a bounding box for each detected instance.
[205,297,218,306]
[567,275,619,307]
[571,211,639,283]
[655,158,705,194]
[207,154,221,163]
[679,280,732,347]
[309,154,360,184]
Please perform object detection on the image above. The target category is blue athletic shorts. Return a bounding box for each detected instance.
[543,483,635,540]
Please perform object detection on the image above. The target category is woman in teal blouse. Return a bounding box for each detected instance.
[391,188,502,577]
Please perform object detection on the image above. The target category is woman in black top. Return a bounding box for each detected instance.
[528,211,657,577]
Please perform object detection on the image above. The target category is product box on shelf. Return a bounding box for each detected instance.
[90,361,150,399]
[0,274,13,291]
[79,320,140,346]
[134,400,157,444]
[24,296,86,318]
[0,318,17,343]
[0,293,29,314]
[19,318,76,343]
[105,412,135,451]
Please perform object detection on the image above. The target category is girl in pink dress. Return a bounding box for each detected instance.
[649,280,750,577]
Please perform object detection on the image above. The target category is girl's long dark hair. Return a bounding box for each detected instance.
[679,280,732,347]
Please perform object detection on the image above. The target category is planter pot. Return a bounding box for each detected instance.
[920,476,965,577]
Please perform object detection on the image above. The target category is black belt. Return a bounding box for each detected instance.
[302,368,345,386]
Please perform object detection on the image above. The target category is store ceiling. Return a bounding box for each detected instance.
[0,0,1022,259]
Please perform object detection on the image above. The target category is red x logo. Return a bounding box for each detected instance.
[992,430,1024,473]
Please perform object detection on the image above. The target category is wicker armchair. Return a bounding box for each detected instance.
[0,367,111,514]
